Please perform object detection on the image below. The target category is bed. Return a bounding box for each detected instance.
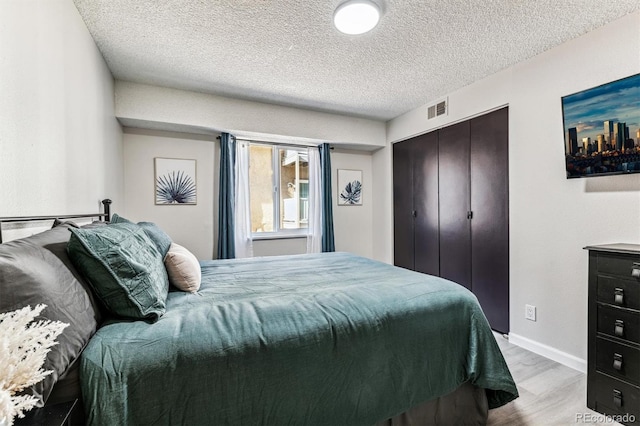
[0,201,517,425]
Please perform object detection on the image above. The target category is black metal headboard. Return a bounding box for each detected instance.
[0,199,112,244]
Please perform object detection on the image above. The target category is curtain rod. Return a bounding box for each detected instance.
[216,135,333,149]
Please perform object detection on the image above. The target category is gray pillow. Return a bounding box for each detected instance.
[0,223,101,405]
[52,219,79,228]
[67,223,169,321]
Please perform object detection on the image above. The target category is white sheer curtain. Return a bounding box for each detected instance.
[306,147,322,253]
[234,140,254,258]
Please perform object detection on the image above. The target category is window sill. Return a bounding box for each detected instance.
[252,232,309,241]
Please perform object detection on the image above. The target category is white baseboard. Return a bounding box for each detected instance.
[508,333,587,373]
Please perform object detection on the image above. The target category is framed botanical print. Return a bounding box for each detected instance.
[337,169,362,206]
[154,158,197,205]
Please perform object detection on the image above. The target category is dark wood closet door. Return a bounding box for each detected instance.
[393,139,415,270]
[438,121,472,290]
[470,107,509,333]
[413,132,440,276]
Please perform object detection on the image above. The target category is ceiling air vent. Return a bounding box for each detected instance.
[427,98,448,120]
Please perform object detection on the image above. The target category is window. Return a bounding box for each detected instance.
[248,143,309,236]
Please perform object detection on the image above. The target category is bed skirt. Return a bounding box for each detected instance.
[47,380,488,426]
[377,381,488,425]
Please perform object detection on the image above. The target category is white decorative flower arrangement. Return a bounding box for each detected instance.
[0,305,68,426]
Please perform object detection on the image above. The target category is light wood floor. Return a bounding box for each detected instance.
[487,333,621,426]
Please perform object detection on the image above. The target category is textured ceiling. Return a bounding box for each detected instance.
[73,0,640,121]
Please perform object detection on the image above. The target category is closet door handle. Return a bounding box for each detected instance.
[411,210,417,218]
[467,211,473,219]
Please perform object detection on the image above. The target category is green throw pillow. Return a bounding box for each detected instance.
[110,213,172,257]
[138,222,172,258]
[67,223,169,321]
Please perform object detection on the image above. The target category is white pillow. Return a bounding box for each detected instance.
[164,243,201,293]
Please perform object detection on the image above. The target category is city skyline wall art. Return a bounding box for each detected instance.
[561,73,640,178]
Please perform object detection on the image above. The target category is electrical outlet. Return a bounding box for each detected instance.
[525,304,536,321]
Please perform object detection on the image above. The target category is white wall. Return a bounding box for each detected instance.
[372,146,393,263]
[116,81,386,149]
[253,238,307,257]
[0,0,123,217]
[332,150,374,258]
[122,128,216,260]
[383,12,640,369]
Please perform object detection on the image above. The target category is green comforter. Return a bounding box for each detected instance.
[80,252,517,425]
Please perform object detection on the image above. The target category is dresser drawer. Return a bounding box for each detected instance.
[598,305,640,344]
[597,276,640,311]
[596,337,640,386]
[597,253,640,280]
[591,372,640,423]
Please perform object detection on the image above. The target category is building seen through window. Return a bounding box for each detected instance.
[248,143,309,235]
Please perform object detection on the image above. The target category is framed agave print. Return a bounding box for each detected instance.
[154,158,197,205]
[337,169,362,206]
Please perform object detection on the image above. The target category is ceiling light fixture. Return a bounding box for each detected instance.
[333,0,381,35]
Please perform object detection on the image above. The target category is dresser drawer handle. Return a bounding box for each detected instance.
[614,320,625,337]
[613,389,623,408]
[632,263,640,279]
[614,288,624,305]
[613,353,623,371]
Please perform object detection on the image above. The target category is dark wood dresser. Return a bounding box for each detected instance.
[585,244,640,425]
